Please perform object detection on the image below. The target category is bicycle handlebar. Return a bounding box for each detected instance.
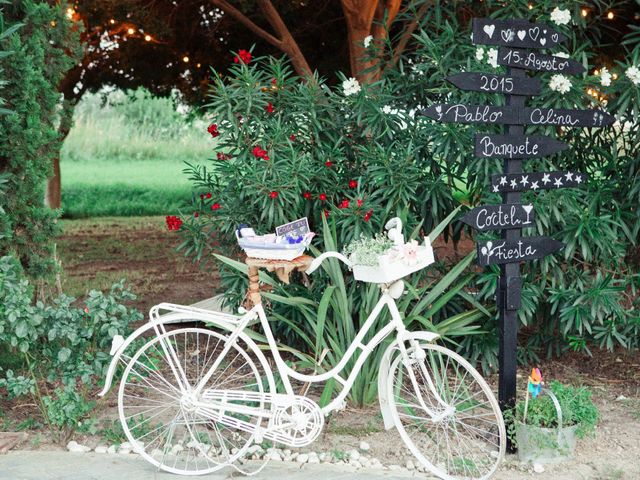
[305,251,353,275]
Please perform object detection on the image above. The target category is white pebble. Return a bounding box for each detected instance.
[66,441,91,453]
[388,464,402,470]
[296,453,309,463]
[359,441,371,451]
[107,445,117,454]
[349,459,362,468]
[94,446,108,454]
[533,463,545,474]
[349,449,361,461]
[406,459,415,470]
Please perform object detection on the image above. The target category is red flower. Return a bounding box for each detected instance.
[303,191,312,200]
[289,134,296,141]
[319,193,327,201]
[207,123,219,137]
[252,146,269,160]
[216,152,232,160]
[165,215,183,231]
[348,180,358,189]
[211,203,221,210]
[234,49,252,64]
[324,210,330,218]
[83,307,89,314]
[364,209,373,222]
[205,192,212,199]
[357,199,363,207]
[266,102,274,114]
[325,160,333,168]
[271,78,277,85]
[200,194,205,200]
[269,191,278,199]
[339,199,350,209]
[194,211,199,217]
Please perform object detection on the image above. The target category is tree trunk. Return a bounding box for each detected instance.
[45,100,75,209]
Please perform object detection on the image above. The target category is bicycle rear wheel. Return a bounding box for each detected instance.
[118,327,268,475]
[387,342,505,480]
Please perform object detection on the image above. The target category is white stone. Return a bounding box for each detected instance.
[349,459,362,468]
[359,441,371,451]
[533,463,545,474]
[119,442,132,450]
[406,459,415,470]
[296,453,309,463]
[94,446,108,454]
[349,449,361,461]
[616,395,628,401]
[66,441,91,453]
[318,452,327,462]
[388,464,402,471]
[308,455,320,464]
[107,445,117,454]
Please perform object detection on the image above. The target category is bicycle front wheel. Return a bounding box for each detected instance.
[387,342,505,480]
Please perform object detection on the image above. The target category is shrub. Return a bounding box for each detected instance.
[0,1,81,278]
[0,255,141,442]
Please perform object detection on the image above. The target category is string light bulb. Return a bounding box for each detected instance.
[581,8,588,17]
[594,69,600,75]
[612,73,618,80]
[109,19,116,24]
[196,63,202,68]
[50,20,56,27]
[145,35,152,41]
[528,3,533,9]
[127,27,135,35]
[182,56,190,63]
[607,11,614,20]
[66,8,75,19]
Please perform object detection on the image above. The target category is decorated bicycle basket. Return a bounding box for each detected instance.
[236,217,314,261]
[344,219,435,284]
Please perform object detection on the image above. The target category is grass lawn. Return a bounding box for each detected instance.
[60,89,212,218]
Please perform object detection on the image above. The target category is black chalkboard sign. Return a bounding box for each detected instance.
[477,237,564,266]
[461,204,534,232]
[490,171,587,193]
[472,18,567,49]
[523,107,614,127]
[422,105,614,127]
[475,134,568,159]
[421,104,520,125]
[498,48,585,75]
[446,72,541,96]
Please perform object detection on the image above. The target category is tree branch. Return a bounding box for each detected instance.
[387,1,432,71]
[210,0,282,48]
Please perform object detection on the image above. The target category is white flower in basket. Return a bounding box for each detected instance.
[345,218,435,284]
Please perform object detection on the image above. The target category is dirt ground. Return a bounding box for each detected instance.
[3,217,640,479]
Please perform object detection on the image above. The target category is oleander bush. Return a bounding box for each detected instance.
[177,0,640,374]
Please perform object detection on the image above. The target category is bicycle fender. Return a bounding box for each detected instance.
[377,331,440,431]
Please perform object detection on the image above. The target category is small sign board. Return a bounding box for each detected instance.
[475,134,568,159]
[446,72,541,96]
[498,48,585,75]
[472,18,566,49]
[523,107,614,128]
[490,171,587,193]
[477,237,564,266]
[276,217,310,237]
[461,204,535,232]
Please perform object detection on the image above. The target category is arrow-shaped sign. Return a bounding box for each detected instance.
[477,237,564,266]
[472,18,567,49]
[422,104,614,127]
[475,134,569,159]
[461,204,535,232]
[490,171,587,193]
[498,48,585,75]
[446,72,541,96]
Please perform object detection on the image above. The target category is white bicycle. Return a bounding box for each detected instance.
[99,222,506,480]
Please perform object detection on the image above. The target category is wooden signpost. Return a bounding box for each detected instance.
[421,16,613,452]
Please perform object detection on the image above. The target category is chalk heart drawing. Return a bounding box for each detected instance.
[483,24,495,38]
[517,30,526,41]
[551,33,559,42]
[501,29,514,42]
[528,27,540,41]
[540,38,547,46]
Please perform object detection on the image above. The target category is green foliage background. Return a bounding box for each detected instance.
[178,0,640,372]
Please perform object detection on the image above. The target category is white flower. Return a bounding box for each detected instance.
[550,7,571,25]
[626,65,640,85]
[475,47,485,61]
[487,48,498,68]
[342,77,361,96]
[600,67,612,87]
[363,35,373,48]
[549,74,572,94]
[553,52,570,59]
[382,105,392,114]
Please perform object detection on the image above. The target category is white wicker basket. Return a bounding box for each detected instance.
[237,232,314,261]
